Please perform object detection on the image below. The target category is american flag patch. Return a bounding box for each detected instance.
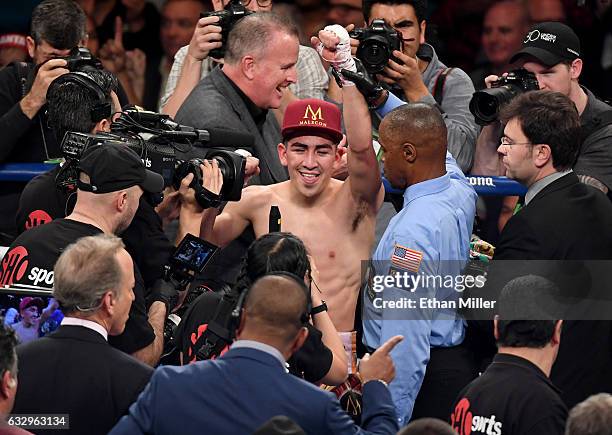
[391,245,423,272]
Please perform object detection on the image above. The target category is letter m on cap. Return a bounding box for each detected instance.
[303,105,323,121]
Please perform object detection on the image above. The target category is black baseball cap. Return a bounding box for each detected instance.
[77,143,164,194]
[510,22,581,67]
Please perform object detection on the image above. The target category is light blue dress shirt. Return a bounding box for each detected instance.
[363,151,477,425]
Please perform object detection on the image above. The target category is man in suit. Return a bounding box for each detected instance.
[175,12,297,186]
[488,90,612,409]
[111,274,404,435]
[12,234,154,435]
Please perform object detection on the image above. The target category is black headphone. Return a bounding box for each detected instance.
[52,71,112,123]
[231,271,312,335]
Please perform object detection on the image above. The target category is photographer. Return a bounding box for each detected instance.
[0,0,85,237]
[0,143,176,367]
[472,22,612,196]
[325,0,478,173]
[15,68,177,289]
[160,0,328,119]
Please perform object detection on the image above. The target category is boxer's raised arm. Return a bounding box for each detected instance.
[343,86,383,208]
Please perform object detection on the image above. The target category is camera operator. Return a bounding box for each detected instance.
[472,22,612,197]
[160,0,328,119]
[0,0,85,237]
[11,235,154,435]
[0,143,178,367]
[175,232,348,386]
[325,0,478,173]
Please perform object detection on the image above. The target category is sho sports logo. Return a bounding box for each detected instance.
[27,267,54,287]
[0,246,29,286]
[451,398,503,435]
[25,210,53,230]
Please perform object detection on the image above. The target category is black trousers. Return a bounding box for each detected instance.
[409,343,478,422]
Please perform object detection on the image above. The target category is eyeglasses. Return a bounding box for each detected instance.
[239,0,273,7]
[500,136,533,147]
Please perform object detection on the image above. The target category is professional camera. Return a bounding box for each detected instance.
[161,234,218,361]
[349,19,403,74]
[202,0,254,59]
[469,69,539,125]
[58,111,249,205]
[173,153,246,205]
[60,47,102,71]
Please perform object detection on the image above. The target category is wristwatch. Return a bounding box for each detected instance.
[311,301,328,316]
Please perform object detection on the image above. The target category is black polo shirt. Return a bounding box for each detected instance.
[449,353,567,435]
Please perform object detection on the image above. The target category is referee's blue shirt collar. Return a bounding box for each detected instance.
[403,172,451,208]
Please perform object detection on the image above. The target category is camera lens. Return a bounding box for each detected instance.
[469,85,521,125]
[358,36,392,74]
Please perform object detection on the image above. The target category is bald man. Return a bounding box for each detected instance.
[112,274,402,435]
[362,103,478,425]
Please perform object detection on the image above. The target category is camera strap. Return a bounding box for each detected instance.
[580,109,612,144]
[193,291,236,361]
[432,67,454,108]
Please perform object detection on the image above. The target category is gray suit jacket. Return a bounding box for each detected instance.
[175,67,288,185]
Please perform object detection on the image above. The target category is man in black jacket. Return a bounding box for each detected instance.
[0,0,86,237]
[485,90,612,409]
[12,234,153,435]
[451,275,568,435]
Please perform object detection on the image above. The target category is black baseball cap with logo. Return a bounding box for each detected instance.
[510,22,581,67]
[77,143,164,194]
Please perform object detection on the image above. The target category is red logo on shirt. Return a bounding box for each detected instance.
[25,210,53,230]
[451,398,473,435]
[0,246,29,286]
[187,323,230,363]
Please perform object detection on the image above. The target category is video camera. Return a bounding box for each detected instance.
[58,108,253,206]
[350,19,403,74]
[161,234,218,359]
[202,0,254,59]
[469,69,539,125]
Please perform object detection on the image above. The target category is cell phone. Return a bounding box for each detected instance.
[171,234,218,274]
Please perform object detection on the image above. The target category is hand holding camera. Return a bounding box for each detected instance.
[201,0,253,59]
[187,15,223,62]
[20,59,69,118]
[379,49,429,102]
[178,159,225,212]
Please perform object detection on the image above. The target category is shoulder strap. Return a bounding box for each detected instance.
[11,61,33,98]
[192,289,237,361]
[581,109,612,143]
[433,67,454,107]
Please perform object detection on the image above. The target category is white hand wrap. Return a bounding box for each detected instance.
[316,25,356,86]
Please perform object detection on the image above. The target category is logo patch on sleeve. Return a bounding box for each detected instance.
[391,244,423,273]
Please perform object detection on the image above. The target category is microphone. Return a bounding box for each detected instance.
[269,206,281,232]
[197,127,255,149]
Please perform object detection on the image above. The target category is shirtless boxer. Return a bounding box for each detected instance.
[200,94,383,334]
